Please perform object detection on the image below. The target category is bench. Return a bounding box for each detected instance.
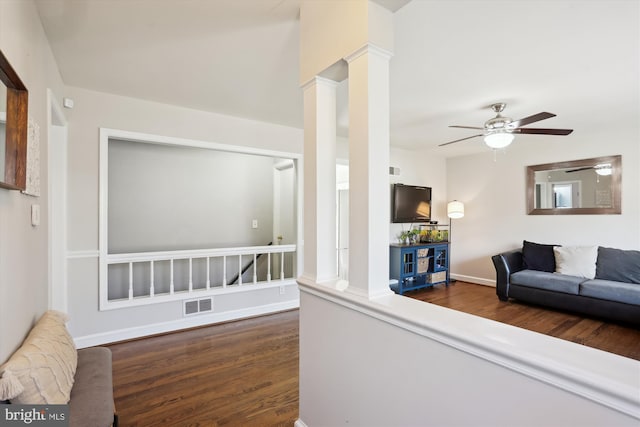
[0,311,117,426]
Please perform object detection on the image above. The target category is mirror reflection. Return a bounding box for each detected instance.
[527,155,621,215]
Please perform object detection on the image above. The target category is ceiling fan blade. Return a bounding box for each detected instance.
[565,167,592,173]
[510,112,556,128]
[513,128,573,135]
[438,134,483,146]
[449,125,484,130]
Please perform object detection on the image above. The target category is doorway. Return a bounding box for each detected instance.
[553,181,581,208]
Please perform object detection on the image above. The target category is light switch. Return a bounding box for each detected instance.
[252,219,258,229]
[31,204,40,226]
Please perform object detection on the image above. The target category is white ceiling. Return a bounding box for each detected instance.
[35,0,639,157]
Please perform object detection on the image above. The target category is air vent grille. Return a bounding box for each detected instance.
[184,300,199,315]
[183,297,213,317]
[199,298,212,312]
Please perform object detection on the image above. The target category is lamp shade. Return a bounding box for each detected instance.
[447,200,465,219]
[484,132,514,149]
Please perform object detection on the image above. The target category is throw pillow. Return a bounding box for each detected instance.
[0,310,77,404]
[522,240,558,272]
[595,247,640,284]
[554,246,598,279]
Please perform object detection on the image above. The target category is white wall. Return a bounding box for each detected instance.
[64,86,303,343]
[447,131,639,284]
[108,139,276,252]
[299,1,393,84]
[298,286,639,426]
[0,0,65,362]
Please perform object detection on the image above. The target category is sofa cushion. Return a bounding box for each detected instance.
[511,269,583,295]
[69,347,115,427]
[522,240,558,272]
[580,279,640,306]
[554,246,598,279]
[595,247,640,284]
[0,311,77,404]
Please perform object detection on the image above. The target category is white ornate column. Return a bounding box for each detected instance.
[301,77,338,283]
[345,44,393,298]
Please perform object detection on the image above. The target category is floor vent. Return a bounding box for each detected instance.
[183,297,213,317]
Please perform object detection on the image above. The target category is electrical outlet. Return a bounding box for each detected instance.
[279,285,285,295]
[252,219,258,229]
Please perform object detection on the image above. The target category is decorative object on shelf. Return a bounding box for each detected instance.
[409,228,420,244]
[397,228,420,245]
[447,200,465,283]
[419,223,449,243]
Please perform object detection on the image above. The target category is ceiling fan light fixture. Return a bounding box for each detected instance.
[595,164,612,176]
[440,103,573,148]
[484,132,514,149]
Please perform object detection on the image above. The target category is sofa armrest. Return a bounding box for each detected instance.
[492,250,523,301]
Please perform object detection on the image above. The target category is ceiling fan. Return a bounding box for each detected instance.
[565,164,613,176]
[439,103,573,148]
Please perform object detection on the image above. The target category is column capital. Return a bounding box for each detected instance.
[301,75,340,91]
[343,43,393,64]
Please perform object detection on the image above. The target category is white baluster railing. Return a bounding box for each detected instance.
[102,244,296,310]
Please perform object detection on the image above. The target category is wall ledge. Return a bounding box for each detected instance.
[297,277,640,420]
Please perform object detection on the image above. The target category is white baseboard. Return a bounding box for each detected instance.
[74,299,299,348]
[451,274,495,287]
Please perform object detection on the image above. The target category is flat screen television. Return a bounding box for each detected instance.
[392,184,431,223]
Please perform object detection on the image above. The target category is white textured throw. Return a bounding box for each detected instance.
[0,370,24,400]
[554,245,598,279]
[0,310,77,404]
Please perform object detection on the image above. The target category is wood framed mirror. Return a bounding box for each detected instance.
[0,49,28,191]
[527,155,621,215]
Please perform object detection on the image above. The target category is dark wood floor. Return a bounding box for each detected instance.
[408,281,640,360]
[107,310,299,427]
[106,282,639,426]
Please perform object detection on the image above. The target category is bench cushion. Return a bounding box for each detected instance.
[0,311,77,404]
[69,347,115,427]
[580,279,640,306]
[511,270,584,295]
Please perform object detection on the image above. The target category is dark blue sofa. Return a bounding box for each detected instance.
[492,244,640,326]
